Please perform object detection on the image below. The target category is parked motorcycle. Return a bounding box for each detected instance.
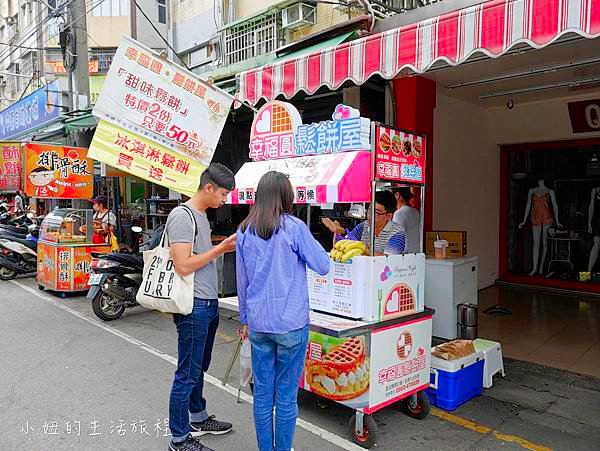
[0,213,40,280]
[88,226,157,321]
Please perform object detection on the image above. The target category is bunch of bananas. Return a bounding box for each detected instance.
[330,240,366,263]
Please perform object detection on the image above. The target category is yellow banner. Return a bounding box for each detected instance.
[88,120,202,197]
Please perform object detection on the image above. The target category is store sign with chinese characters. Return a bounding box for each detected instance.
[90,120,202,198]
[90,36,232,194]
[374,125,427,185]
[0,142,22,191]
[249,102,371,161]
[24,143,93,199]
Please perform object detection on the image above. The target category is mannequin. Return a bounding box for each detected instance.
[519,178,561,276]
[587,187,600,271]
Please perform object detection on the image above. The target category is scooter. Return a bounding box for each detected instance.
[0,212,40,280]
[88,226,157,321]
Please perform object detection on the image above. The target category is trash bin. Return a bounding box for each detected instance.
[457,303,478,340]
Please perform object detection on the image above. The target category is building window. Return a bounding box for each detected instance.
[158,0,166,24]
[224,13,280,66]
[92,0,128,17]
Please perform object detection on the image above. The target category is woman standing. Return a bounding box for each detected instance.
[236,171,330,451]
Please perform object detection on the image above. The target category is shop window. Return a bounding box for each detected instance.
[505,142,600,284]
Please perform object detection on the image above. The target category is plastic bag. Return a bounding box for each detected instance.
[239,338,253,387]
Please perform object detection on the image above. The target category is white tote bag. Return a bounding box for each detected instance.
[136,205,196,315]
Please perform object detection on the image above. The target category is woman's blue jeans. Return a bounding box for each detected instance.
[249,324,309,451]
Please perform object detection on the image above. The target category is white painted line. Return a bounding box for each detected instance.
[11,281,363,451]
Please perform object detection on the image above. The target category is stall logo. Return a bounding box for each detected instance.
[37,150,91,178]
[396,331,413,360]
[380,266,392,282]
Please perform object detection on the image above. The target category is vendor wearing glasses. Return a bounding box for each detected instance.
[325,191,407,255]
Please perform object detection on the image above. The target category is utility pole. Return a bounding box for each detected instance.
[69,0,90,112]
[35,0,46,89]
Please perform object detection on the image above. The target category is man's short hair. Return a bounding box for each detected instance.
[199,163,235,191]
[375,190,397,214]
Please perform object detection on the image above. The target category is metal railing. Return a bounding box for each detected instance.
[221,13,281,67]
[370,0,443,19]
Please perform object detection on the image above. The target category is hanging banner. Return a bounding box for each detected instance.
[92,36,232,167]
[89,120,201,197]
[24,143,93,199]
[374,125,427,185]
[0,142,22,191]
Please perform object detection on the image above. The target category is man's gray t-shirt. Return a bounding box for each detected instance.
[165,204,218,299]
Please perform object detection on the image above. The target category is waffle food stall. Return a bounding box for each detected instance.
[37,209,111,296]
[227,101,433,448]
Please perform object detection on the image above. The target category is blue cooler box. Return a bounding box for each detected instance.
[426,350,484,411]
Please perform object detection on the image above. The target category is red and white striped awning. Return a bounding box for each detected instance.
[237,0,600,106]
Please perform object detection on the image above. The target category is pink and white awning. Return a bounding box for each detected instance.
[228,151,371,205]
[237,0,600,105]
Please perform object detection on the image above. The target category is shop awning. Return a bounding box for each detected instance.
[64,113,98,134]
[237,0,600,105]
[228,151,371,205]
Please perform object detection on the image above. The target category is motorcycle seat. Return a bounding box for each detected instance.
[5,237,37,251]
[0,225,28,235]
[0,231,28,241]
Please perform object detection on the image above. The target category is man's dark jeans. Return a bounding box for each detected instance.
[169,298,219,443]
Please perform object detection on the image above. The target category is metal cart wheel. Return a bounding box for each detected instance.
[348,412,378,449]
[401,390,430,420]
[38,285,45,291]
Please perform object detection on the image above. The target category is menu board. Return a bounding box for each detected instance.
[374,125,426,185]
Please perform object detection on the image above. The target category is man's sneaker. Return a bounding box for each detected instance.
[190,415,233,436]
[168,436,214,451]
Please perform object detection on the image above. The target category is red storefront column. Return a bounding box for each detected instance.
[393,76,436,233]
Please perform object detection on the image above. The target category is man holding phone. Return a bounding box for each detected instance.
[166,163,237,451]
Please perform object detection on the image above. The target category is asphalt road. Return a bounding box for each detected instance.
[1,277,599,451]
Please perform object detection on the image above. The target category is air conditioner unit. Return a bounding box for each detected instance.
[282,3,316,30]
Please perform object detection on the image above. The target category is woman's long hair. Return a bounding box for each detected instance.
[240,171,294,240]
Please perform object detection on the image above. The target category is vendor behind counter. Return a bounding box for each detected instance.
[324,191,407,255]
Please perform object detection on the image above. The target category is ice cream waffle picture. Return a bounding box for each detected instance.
[383,283,416,317]
[396,331,413,360]
[305,337,370,401]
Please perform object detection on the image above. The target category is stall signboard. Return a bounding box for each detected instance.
[374,125,426,185]
[93,36,232,167]
[0,142,22,191]
[249,102,371,161]
[24,143,93,199]
[38,244,107,291]
[229,151,371,205]
[303,332,371,410]
[367,317,432,412]
[89,120,201,197]
[0,81,61,140]
[308,254,425,321]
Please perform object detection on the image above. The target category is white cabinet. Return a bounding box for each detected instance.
[425,257,478,340]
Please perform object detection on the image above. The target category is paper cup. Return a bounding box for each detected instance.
[434,239,449,259]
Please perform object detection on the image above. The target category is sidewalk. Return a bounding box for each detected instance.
[3,277,600,450]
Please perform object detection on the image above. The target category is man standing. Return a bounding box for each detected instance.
[391,187,421,254]
[167,163,237,451]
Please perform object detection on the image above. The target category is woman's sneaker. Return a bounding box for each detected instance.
[168,436,213,451]
[190,415,233,436]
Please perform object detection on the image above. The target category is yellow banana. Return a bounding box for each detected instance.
[343,241,366,253]
[335,239,351,251]
[341,248,364,263]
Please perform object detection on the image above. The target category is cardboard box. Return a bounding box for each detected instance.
[426,231,467,258]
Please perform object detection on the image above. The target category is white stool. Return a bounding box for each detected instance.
[473,339,505,388]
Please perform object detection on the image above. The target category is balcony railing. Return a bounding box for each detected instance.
[221,13,281,67]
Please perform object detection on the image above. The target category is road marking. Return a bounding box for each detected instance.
[431,407,552,451]
[12,281,364,451]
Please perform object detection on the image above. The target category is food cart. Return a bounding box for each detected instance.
[226,101,433,448]
[37,209,111,297]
